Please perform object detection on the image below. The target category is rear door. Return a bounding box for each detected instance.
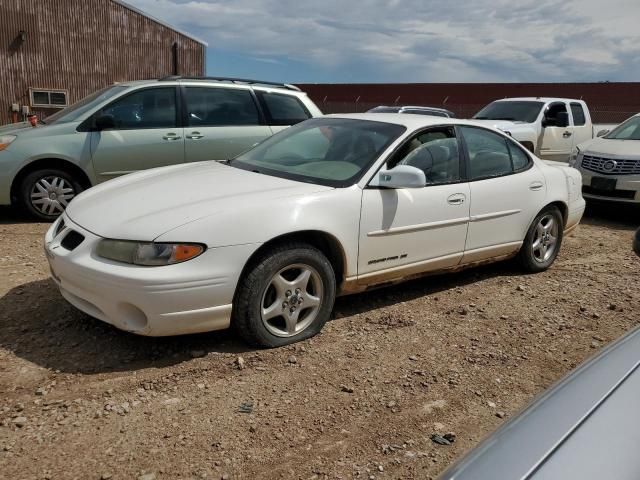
[570,102,593,147]
[540,101,574,161]
[182,86,272,162]
[459,126,546,263]
[90,86,184,182]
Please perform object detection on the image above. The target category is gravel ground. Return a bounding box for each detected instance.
[0,204,639,480]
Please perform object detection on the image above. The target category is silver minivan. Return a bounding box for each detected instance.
[0,76,322,220]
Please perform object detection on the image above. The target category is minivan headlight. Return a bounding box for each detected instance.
[0,135,16,151]
[96,240,205,266]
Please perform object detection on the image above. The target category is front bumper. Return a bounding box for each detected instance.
[579,170,640,204]
[44,215,257,336]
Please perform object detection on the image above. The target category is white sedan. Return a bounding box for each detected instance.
[44,114,586,347]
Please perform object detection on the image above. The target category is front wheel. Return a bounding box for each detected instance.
[233,243,336,347]
[519,206,564,272]
[19,169,83,221]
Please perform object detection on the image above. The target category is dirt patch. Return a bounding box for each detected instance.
[1,204,639,480]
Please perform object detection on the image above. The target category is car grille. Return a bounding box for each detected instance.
[581,155,640,175]
[60,230,85,251]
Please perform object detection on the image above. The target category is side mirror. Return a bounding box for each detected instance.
[94,113,116,131]
[633,228,640,257]
[376,165,426,189]
[597,129,610,137]
[556,111,570,128]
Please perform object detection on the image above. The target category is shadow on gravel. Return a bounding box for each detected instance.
[0,278,254,375]
[0,206,33,225]
[582,201,640,230]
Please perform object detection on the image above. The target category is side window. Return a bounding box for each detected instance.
[570,102,586,126]
[460,126,513,179]
[544,102,568,126]
[185,87,259,126]
[258,92,311,126]
[507,140,531,171]
[390,127,461,185]
[101,88,176,129]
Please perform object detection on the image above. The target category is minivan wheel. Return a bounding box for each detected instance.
[519,206,564,272]
[233,243,336,348]
[19,169,83,221]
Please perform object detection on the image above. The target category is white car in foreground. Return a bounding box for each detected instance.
[45,114,585,347]
[573,113,640,203]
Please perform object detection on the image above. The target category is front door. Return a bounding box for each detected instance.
[183,86,273,162]
[459,126,547,263]
[539,101,574,161]
[358,127,470,282]
[90,87,184,182]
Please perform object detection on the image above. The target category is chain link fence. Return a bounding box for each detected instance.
[318,100,637,125]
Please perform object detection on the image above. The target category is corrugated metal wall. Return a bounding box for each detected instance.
[299,83,640,124]
[0,0,205,124]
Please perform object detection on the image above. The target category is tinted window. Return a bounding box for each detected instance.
[605,116,640,140]
[232,118,405,187]
[185,87,259,126]
[570,103,586,126]
[101,88,176,129]
[44,85,127,124]
[544,102,568,126]
[508,141,531,171]
[392,127,461,184]
[460,127,513,179]
[259,92,310,125]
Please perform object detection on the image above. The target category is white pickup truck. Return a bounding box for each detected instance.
[472,97,597,162]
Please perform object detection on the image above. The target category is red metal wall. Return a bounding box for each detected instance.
[0,0,205,124]
[298,82,640,123]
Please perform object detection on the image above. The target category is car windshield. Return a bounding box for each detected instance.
[231,118,406,187]
[474,101,544,123]
[43,85,127,124]
[605,116,640,140]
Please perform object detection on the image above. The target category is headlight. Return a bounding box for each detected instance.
[96,240,205,266]
[0,135,16,151]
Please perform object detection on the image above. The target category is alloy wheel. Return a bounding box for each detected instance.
[30,176,76,216]
[260,263,324,337]
[532,213,559,263]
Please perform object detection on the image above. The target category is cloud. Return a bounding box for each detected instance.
[127,0,640,82]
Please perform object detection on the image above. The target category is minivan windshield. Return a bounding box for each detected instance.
[605,116,640,140]
[474,101,544,123]
[43,85,127,124]
[231,118,406,187]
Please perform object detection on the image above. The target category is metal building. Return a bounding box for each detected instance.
[0,0,206,125]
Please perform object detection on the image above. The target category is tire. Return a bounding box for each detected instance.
[19,169,83,221]
[519,206,564,272]
[233,242,336,348]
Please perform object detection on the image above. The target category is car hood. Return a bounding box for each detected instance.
[579,137,640,159]
[66,161,333,241]
[0,121,36,135]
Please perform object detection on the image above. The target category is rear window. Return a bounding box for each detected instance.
[570,103,586,126]
[258,92,311,126]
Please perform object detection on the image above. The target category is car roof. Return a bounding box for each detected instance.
[112,78,306,96]
[494,97,585,104]
[325,112,484,130]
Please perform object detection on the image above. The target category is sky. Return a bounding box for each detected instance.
[127,0,640,84]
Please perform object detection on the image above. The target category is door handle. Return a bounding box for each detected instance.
[562,131,572,138]
[186,132,204,140]
[529,181,544,191]
[447,194,466,205]
[162,133,182,141]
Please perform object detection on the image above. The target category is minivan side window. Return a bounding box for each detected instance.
[257,92,311,126]
[570,102,586,126]
[460,126,513,180]
[185,87,260,126]
[100,87,177,129]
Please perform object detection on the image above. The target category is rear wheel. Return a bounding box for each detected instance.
[19,169,83,221]
[233,243,336,347]
[519,206,563,272]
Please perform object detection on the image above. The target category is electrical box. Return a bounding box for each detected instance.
[11,103,19,112]
[21,105,30,115]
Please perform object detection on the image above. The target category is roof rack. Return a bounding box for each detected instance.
[158,75,301,91]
